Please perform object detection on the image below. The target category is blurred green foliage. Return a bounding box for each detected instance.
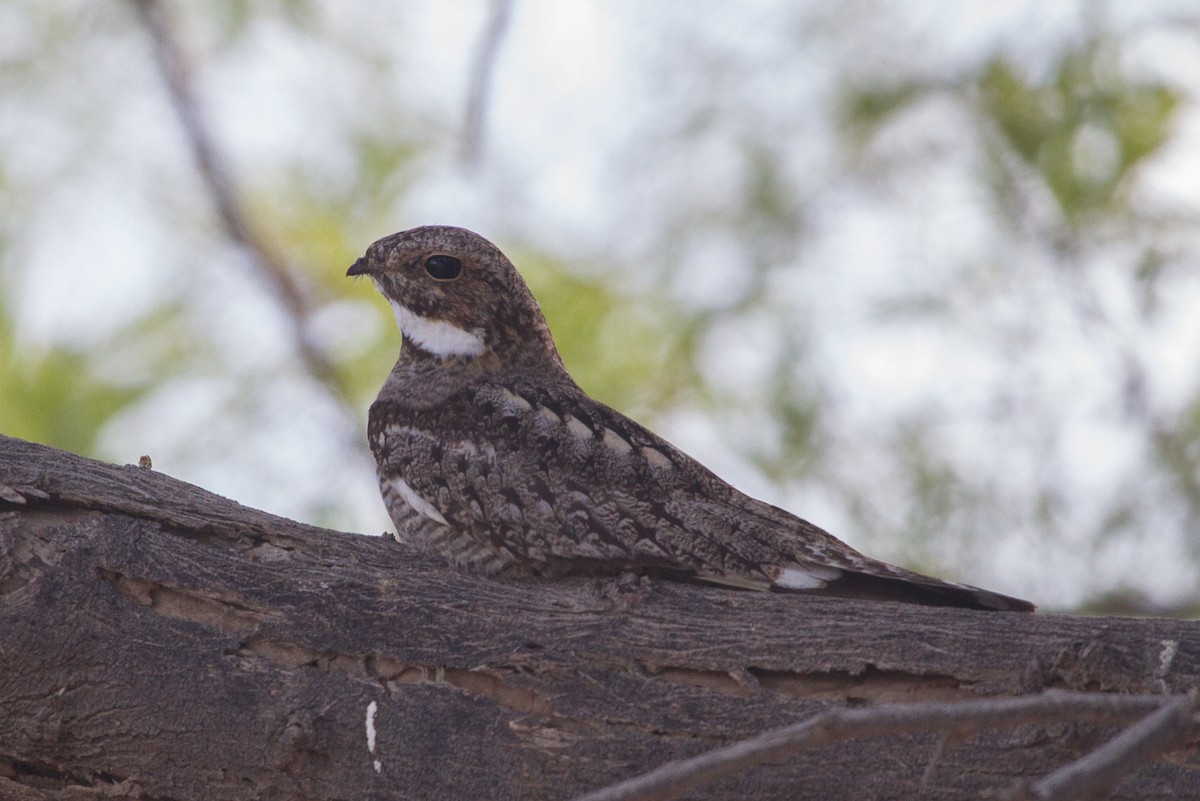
[978,43,1178,221]
[0,340,143,456]
[1155,396,1200,545]
[840,38,1180,224]
[514,248,706,421]
[819,19,1195,611]
[0,302,180,456]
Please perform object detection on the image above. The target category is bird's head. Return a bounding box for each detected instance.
[349,226,561,367]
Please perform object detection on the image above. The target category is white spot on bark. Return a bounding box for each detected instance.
[388,299,485,357]
[1156,639,1179,692]
[602,428,633,455]
[1158,639,1179,674]
[388,475,448,525]
[365,700,381,774]
[566,415,592,439]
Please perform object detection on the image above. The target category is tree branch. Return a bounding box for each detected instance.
[1020,691,1198,801]
[1,434,1197,801]
[571,692,1191,801]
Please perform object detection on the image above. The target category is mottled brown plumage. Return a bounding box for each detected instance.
[349,225,1034,612]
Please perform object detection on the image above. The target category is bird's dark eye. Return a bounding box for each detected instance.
[425,254,462,280]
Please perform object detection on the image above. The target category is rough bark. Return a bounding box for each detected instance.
[0,434,1196,801]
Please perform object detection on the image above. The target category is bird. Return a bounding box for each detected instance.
[348,225,1035,612]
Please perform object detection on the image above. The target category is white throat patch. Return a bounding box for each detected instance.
[388,299,486,358]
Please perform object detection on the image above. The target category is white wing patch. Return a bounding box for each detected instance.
[499,388,533,412]
[565,415,592,440]
[388,474,448,526]
[640,446,672,471]
[602,428,633,455]
[773,565,841,590]
[387,298,485,357]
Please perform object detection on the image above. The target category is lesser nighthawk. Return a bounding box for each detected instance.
[349,225,1034,612]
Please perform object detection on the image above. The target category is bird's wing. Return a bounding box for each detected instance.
[372,379,871,581]
[372,381,1033,611]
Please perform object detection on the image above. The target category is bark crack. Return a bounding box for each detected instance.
[97,567,279,635]
[641,660,976,703]
[0,755,159,798]
[96,567,567,721]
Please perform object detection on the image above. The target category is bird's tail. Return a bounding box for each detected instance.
[794,567,1036,612]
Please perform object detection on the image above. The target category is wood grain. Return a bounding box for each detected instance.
[0,434,1196,800]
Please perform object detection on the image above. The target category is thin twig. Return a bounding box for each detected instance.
[1022,691,1198,801]
[569,691,1181,801]
[918,732,949,790]
[128,0,344,397]
[460,0,514,170]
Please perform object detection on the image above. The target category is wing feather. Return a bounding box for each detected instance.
[370,381,1035,611]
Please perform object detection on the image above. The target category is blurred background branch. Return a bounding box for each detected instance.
[460,0,514,170]
[128,0,345,400]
